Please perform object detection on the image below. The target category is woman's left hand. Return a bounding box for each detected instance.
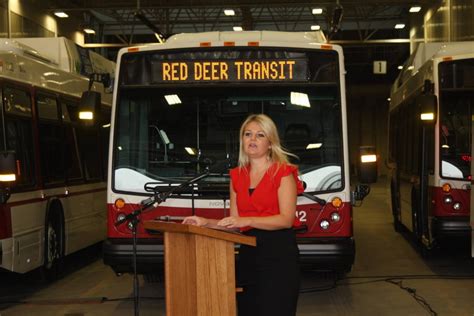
[217,216,251,228]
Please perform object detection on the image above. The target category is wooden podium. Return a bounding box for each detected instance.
[144,221,256,316]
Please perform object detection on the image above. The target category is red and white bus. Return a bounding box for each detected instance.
[388,42,474,254]
[0,37,114,277]
[104,31,376,275]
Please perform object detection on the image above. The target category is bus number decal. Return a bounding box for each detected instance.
[296,210,307,222]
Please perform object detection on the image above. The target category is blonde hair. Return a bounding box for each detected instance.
[238,114,297,168]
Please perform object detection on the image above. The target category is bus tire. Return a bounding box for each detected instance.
[41,202,65,281]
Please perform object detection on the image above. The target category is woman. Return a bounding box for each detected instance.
[183,114,304,316]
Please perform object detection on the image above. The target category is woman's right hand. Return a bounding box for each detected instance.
[182,216,208,227]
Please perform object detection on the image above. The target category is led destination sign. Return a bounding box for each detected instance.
[119,49,338,86]
[158,59,307,83]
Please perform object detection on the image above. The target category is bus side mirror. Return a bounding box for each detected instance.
[0,151,17,204]
[79,91,101,122]
[352,184,370,202]
[358,146,378,184]
[418,93,437,124]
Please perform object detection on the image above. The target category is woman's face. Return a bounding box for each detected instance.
[242,121,271,159]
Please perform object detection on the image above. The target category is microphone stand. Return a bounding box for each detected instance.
[114,170,211,316]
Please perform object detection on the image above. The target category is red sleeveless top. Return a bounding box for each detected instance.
[229,163,304,229]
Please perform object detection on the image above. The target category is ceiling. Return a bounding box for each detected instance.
[44,0,438,83]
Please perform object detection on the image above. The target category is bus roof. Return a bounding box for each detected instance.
[120,30,332,55]
[0,37,114,105]
[390,41,474,108]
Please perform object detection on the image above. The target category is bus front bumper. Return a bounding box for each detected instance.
[103,238,164,274]
[432,216,470,239]
[104,236,355,274]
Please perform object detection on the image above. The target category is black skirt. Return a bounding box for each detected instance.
[237,228,300,316]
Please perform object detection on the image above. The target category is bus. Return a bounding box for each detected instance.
[0,37,115,277]
[388,41,474,254]
[104,30,376,275]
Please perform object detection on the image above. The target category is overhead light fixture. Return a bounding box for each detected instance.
[290,92,311,108]
[306,143,322,149]
[397,65,403,70]
[224,9,235,16]
[395,24,405,29]
[387,97,391,102]
[164,94,182,105]
[311,25,321,31]
[312,8,323,15]
[154,33,164,43]
[83,28,96,34]
[233,26,243,31]
[185,147,197,155]
[409,6,422,13]
[54,11,69,18]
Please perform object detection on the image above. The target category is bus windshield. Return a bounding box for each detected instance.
[113,48,343,195]
[439,58,474,179]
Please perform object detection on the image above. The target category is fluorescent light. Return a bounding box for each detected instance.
[164,94,182,105]
[395,24,405,29]
[420,113,435,121]
[159,130,170,144]
[361,154,377,163]
[233,26,243,31]
[102,123,111,128]
[84,28,96,34]
[224,9,235,16]
[0,174,16,182]
[397,65,403,70]
[409,6,422,13]
[290,92,311,108]
[306,143,322,149]
[311,25,321,31]
[185,147,197,155]
[312,8,323,15]
[54,11,69,18]
[442,144,450,148]
[79,111,93,120]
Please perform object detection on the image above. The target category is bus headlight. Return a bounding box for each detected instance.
[330,212,341,222]
[443,195,453,204]
[453,202,462,211]
[320,220,330,230]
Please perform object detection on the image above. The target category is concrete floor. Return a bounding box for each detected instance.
[1,178,473,316]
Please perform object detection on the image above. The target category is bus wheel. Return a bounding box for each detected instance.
[41,211,64,281]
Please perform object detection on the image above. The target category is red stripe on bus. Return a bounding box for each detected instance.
[0,205,12,239]
[6,187,106,207]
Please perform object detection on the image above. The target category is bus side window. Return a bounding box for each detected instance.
[37,94,65,186]
[2,87,36,189]
[61,101,83,183]
[77,127,101,181]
